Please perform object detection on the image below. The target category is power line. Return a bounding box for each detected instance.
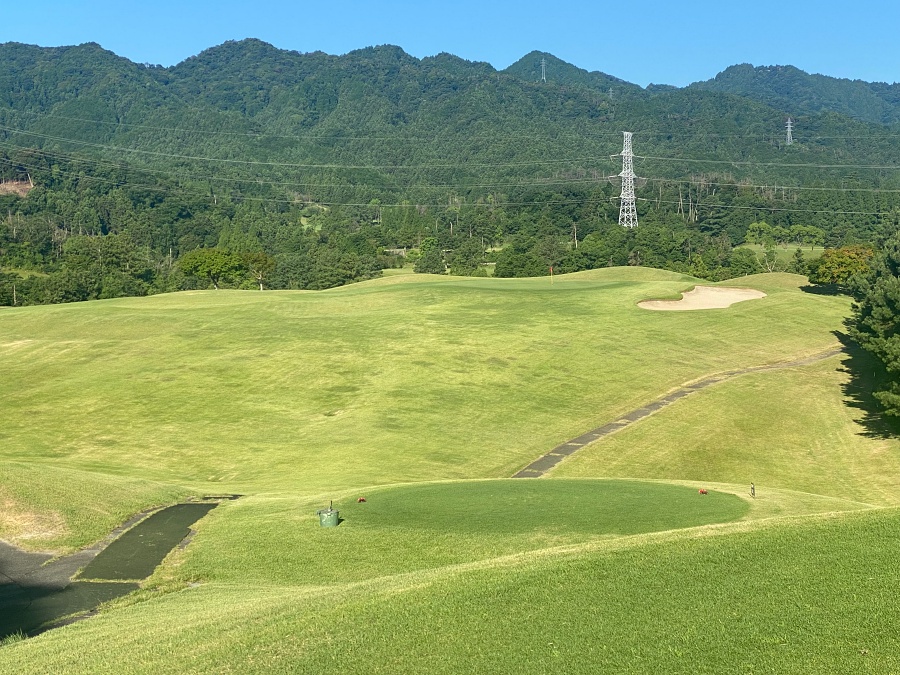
[642,177,900,194]
[9,110,900,143]
[4,154,896,218]
[0,153,612,192]
[638,154,900,171]
[16,143,895,195]
[0,156,622,209]
[5,121,900,222]
[0,125,610,170]
[9,123,900,174]
[7,144,900,197]
[8,127,900,179]
[636,197,891,217]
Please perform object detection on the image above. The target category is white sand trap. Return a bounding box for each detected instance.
[638,285,767,311]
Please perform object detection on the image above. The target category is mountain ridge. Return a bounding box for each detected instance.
[5,38,900,125]
[2,38,900,305]
[689,62,900,124]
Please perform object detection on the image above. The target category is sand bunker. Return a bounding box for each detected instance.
[638,286,767,311]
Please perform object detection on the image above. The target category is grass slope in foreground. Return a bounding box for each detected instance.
[0,269,848,549]
[2,506,898,673]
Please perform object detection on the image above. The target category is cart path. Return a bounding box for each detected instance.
[511,346,844,479]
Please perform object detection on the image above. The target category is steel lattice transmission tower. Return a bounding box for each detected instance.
[610,131,642,228]
[785,117,794,145]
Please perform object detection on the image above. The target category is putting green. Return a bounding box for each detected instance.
[171,479,750,587]
[336,479,748,536]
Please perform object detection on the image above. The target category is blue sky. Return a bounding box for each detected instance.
[4,0,899,87]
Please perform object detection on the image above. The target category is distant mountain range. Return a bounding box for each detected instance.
[689,63,900,125]
[1,38,899,207]
[2,39,899,304]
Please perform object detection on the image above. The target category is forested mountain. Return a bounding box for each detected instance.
[690,63,900,125]
[502,51,640,94]
[2,39,900,305]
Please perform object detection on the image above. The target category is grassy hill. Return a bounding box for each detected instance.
[0,269,847,545]
[2,269,899,671]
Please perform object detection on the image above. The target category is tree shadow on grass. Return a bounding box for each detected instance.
[0,502,220,639]
[835,331,900,440]
[800,283,845,296]
[0,577,136,639]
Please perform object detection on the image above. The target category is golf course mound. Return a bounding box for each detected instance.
[638,285,767,311]
[170,479,750,587]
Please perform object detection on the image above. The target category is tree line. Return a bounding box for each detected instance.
[2,147,900,305]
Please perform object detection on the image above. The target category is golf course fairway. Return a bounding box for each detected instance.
[2,268,898,672]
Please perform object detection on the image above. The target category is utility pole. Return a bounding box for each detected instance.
[611,131,640,228]
[541,57,547,83]
[785,117,794,146]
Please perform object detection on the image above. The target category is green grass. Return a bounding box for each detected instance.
[0,269,849,545]
[379,265,415,276]
[3,268,899,672]
[163,479,748,587]
[552,354,900,508]
[331,479,746,535]
[3,507,898,673]
[737,243,825,264]
[0,462,187,551]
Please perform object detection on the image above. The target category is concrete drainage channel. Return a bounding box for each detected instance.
[0,496,238,639]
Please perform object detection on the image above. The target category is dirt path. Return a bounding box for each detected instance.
[512,346,843,478]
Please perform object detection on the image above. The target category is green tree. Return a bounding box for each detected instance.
[771,225,790,247]
[787,248,808,275]
[448,238,484,276]
[244,252,276,290]
[745,221,774,245]
[728,247,763,277]
[179,248,244,289]
[760,242,780,272]
[688,253,710,279]
[414,247,446,274]
[847,233,900,415]
[790,225,826,250]
[0,271,21,306]
[808,245,874,286]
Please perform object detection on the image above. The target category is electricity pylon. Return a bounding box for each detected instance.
[786,117,794,145]
[611,131,641,228]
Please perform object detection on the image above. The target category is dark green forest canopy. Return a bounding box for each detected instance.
[690,63,900,125]
[2,39,900,303]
